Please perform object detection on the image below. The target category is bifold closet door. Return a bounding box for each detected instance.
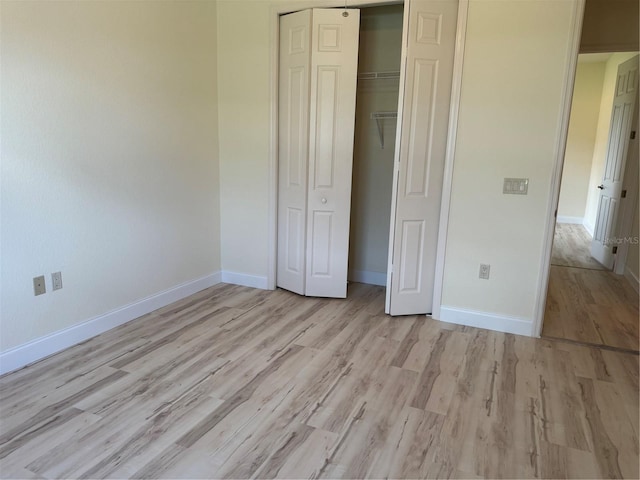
[277,10,312,296]
[277,8,360,298]
[388,0,458,315]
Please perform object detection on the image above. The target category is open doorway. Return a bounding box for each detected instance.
[542,52,639,352]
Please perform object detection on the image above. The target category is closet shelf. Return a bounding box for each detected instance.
[357,71,400,80]
[370,111,398,149]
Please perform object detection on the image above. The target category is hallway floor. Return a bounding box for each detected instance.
[543,222,639,352]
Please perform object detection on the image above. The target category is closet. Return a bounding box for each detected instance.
[348,5,403,289]
[276,1,459,315]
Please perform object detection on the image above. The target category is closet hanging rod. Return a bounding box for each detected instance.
[357,71,401,80]
[370,111,398,149]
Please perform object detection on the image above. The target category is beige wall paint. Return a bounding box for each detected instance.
[349,5,403,278]
[584,52,638,233]
[1,1,220,351]
[217,0,272,279]
[557,61,606,220]
[440,0,577,321]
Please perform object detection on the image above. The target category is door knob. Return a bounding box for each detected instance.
[597,184,604,190]
[321,197,327,204]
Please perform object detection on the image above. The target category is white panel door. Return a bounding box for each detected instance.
[277,10,312,295]
[591,55,639,269]
[388,0,458,315]
[305,8,360,298]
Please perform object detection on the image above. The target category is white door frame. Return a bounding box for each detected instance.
[268,0,468,319]
[531,0,587,337]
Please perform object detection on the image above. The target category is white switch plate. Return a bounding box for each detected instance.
[52,271,63,291]
[479,264,490,280]
[503,178,529,195]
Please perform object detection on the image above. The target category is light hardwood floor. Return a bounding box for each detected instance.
[1,283,638,479]
[545,222,639,352]
[551,223,605,270]
[543,265,640,352]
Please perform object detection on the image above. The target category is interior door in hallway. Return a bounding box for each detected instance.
[387,0,458,315]
[277,8,360,298]
[591,55,639,269]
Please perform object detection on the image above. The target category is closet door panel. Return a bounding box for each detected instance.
[389,0,458,314]
[305,8,360,298]
[277,10,312,295]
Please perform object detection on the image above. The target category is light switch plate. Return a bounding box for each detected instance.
[479,264,490,280]
[52,271,63,291]
[503,178,529,195]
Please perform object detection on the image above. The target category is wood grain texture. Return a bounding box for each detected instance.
[543,265,640,352]
[551,223,606,270]
[1,282,638,479]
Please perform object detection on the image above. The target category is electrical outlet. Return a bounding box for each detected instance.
[52,271,63,291]
[479,264,490,280]
[33,275,46,296]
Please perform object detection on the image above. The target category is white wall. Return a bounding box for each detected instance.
[557,60,606,221]
[440,0,578,328]
[217,1,272,283]
[1,1,221,353]
[348,5,403,283]
[584,52,638,233]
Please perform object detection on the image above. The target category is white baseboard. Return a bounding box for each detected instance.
[438,306,534,337]
[0,271,222,376]
[348,269,387,287]
[221,271,269,290]
[557,216,584,224]
[624,265,640,294]
[583,219,595,237]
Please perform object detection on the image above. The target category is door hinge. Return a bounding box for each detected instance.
[621,189,627,198]
[631,131,637,140]
[612,246,618,254]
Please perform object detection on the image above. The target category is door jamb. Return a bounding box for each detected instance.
[430,0,469,319]
[531,0,586,337]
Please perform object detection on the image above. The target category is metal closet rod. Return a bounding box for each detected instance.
[357,70,401,80]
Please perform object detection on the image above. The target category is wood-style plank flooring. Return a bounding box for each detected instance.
[543,264,640,352]
[545,222,639,352]
[1,283,639,479]
[551,223,605,270]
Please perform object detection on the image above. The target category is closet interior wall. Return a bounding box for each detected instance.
[348,4,404,287]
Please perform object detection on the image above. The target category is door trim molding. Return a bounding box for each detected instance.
[430,0,469,320]
[532,0,586,337]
